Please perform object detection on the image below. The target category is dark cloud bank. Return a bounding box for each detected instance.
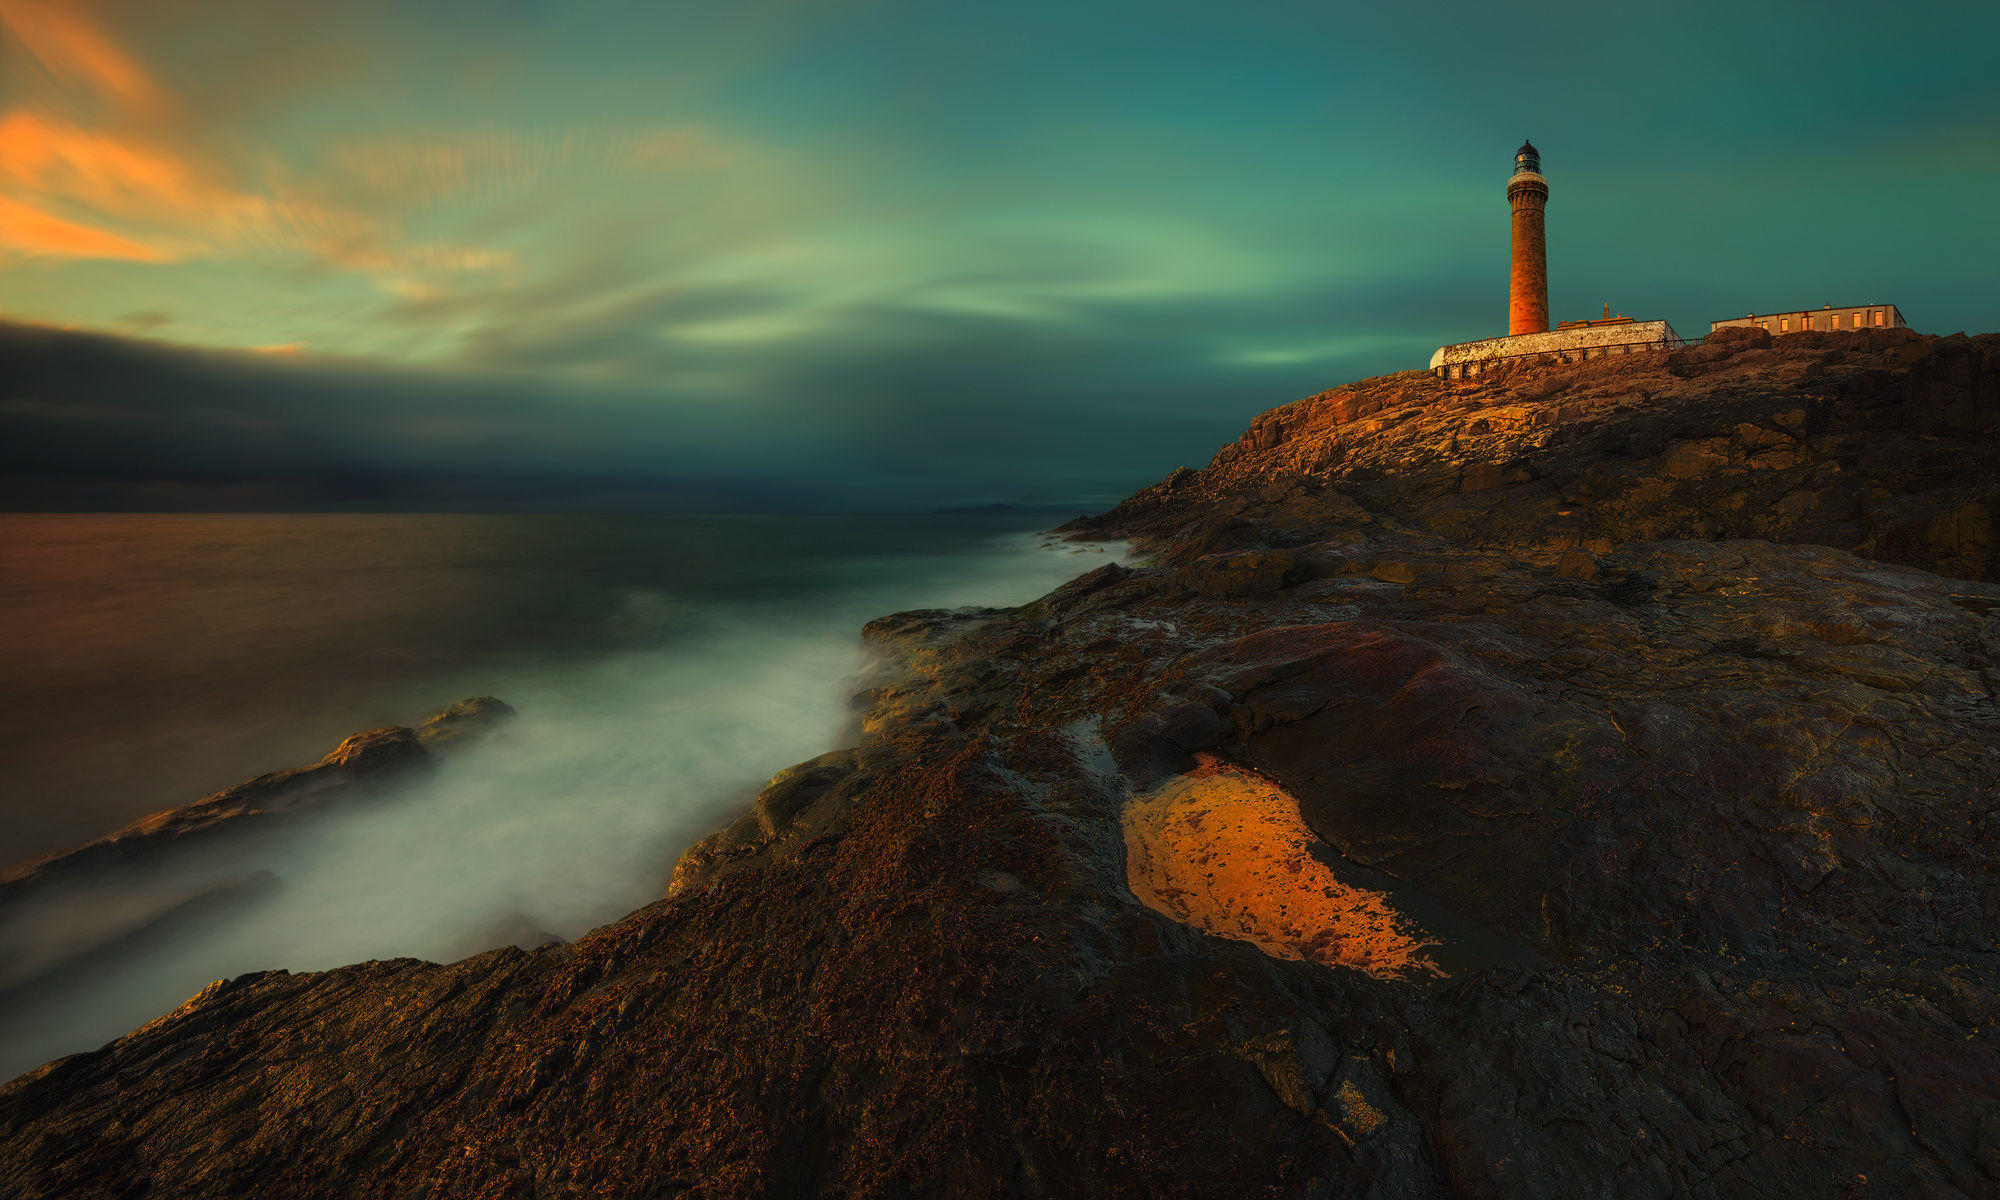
[0,289,1457,512]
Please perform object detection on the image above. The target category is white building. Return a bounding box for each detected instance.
[1430,320,1681,382]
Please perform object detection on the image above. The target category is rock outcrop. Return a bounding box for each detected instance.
[1075,326,1999,584]
[3,334,1998,1199]
[1,696,514,895]
[0,697,515,1003]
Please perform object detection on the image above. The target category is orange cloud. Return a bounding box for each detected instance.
[0,4,711,319]
[0,112,212,215]
[0,0,168,116]
[0,112,521,279]
[0,111,377,265]
[0,192,172,261]
[0,8,347,265]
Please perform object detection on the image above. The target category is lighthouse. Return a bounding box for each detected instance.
[1507,140,1549,336]
[1429,140,1679,381]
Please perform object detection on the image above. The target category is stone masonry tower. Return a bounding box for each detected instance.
[1507,140,1549,336]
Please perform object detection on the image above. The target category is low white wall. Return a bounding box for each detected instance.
[1429,320,1679,371]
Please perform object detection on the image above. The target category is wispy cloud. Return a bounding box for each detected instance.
[330,127,740,208]
[332,133,554,208]
[0,3,524,298]
[0,0,168,115]
[0,192,172,261]
[0,111,270,247]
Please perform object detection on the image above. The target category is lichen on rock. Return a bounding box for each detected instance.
[1123,753,1442,980]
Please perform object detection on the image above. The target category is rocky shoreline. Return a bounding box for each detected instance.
[0,698,518,1062]
[4,327,1998,1198]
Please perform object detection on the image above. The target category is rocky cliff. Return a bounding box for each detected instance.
[4,329,1999,1199]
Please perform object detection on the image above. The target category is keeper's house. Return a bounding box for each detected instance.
[1710,304,1906,336]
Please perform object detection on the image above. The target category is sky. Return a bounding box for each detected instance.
[1,0,1996,512]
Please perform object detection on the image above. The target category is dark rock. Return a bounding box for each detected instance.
[414,695,516,747]
[1599,570,1657,607]
[751,749,858,837]
[1105,694,1231,782]
[1178,548,1302,596]
[318,726,426,774]
[7,340,2000,1199]
[0,697,511,909]
[1074,331,2000,583]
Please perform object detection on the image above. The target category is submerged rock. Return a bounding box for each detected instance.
[2,697,514,891]
[4,336,2000,1198]
[0,697,516,995]
[415,695,518,747]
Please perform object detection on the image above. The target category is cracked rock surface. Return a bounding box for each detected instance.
[3,330,1998,1198]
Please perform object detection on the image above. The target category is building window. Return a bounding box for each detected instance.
[1874,310,1884,326]
[1780,317,1789,332]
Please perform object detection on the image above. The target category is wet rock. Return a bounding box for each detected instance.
[0,697,511,903]
[318,726,426,774]
[752,749,858,837]
[414,695,516,746]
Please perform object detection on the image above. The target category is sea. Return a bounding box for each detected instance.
[0,512,1123,1079]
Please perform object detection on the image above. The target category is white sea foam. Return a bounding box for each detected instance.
[0,532,1126,1080]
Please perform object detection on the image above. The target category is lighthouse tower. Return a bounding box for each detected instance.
[1507,140,1549,336]
[1429,140,1680,380]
